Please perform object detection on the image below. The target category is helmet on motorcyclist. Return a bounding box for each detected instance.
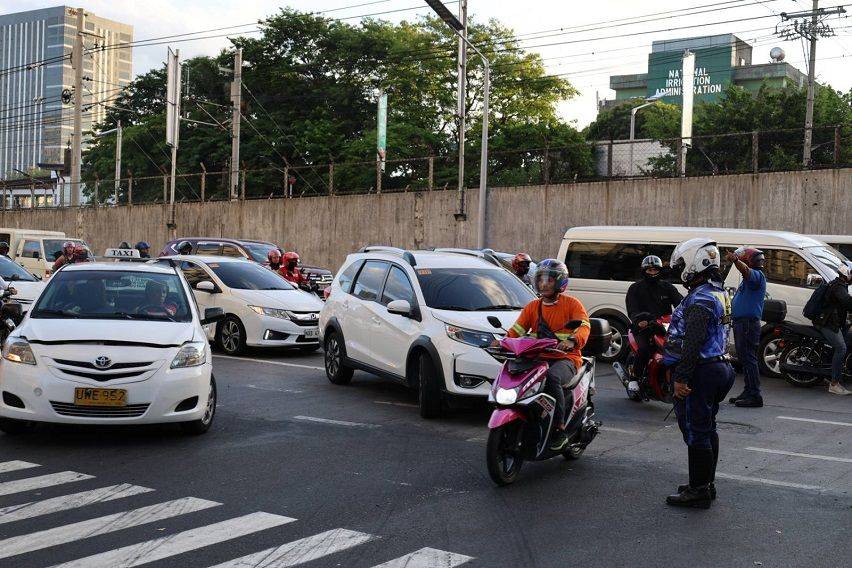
[734,247,765,270]
[62,241,75,256]
[641,255,663,280]
[0,241,9,254]
[511,253,532,276]
[283,251,300,270]
[533,259,569,296]
[838,260,852,281]
[176,241,193,255]
[670,238,720,286]
[73,243,87,261]
[267,249,281,263]
[135,241,151,258]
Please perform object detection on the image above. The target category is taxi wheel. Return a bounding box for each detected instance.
[180,376,216,435]
[0,417,35,435]
[216,316,246,355]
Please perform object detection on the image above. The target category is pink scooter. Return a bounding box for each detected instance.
[484,317,610,486]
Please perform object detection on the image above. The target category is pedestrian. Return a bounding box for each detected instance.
[812,261,852,395]
[726,247,767,408]
[664,238,734,509]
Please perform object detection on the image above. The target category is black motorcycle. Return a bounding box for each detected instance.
[777,322,851,387]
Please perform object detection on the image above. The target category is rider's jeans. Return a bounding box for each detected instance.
[632,329,653,380]
[817,327,847,383]
[545,359,576,429]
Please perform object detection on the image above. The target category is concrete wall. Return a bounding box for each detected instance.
[1,168,849,271]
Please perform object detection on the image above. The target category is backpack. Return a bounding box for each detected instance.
[803,282,830,323]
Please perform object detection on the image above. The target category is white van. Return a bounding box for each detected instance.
[0,229,90,278]
[557,226,846,373]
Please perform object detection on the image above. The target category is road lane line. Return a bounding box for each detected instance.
[0,471,94,497]
[213,355,324,371]
[51,512,296,568]
[246,384,304,394]
[372,547,474,568]
[744,447,852,463]
[0,460,40,474]
[600,426,642,435]
[777,416,852,427]
[0,484,154,525]
[716,473,823,491]
[373,400,418,408]
[293,415,380,428]
[208,528,376,567]
[0,497,220,560]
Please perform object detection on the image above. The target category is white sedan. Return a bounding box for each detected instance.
[166,255,325,355]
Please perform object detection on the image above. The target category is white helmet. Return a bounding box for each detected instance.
[838,261,852,280]
[670,238,720,284]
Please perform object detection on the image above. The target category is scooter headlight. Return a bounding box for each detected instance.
[495,387,518,405]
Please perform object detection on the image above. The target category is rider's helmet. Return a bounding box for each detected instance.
[73,243,87,261]
[670,238,720,285]
[533,259,569,295]
[267,249,281,264]
[283,251,300,267]
[176,241,193,255]
[135,241,150,251]
[734,247,765,270]
[62,241,75,256]
[0,241,9,253]
[641,255,663,279]
[511,253,532,275]
[838,261,852,281]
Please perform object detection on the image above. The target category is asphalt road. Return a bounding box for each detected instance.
[1,349,850,568]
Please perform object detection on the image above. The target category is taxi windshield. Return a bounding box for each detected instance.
[31,270,192,322]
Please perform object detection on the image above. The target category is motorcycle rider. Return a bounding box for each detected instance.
[0,242,11,259]
[176,241,193,256]
[73,243,91,263]
[505,260,591,452]
[135,241,151,259]
[625,255,683,394]
[281,251,308,287]
[726,247,767,407]
[267,249,283,272]
[664,238,735,509]
[52,241,78,271]
[511,253,533,286]
[814,261,852,396]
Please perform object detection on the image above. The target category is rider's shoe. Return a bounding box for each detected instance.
[549,430,569,452]
[734,396,763,408]
[678,482,716,500]
[828,382,852,395]
[666,485,712,509]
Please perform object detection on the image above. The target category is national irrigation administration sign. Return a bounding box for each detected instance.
[646,47,732,104]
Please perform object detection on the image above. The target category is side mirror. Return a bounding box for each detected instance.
[196,280,217,293]
[387,299,412,317]
[201,307,225,325]
[32,251,40,260]
[806,273,824,288]
[487,316,503,329]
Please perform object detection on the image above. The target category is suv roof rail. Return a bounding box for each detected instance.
[358,245,417,267]
[432,247,502,267]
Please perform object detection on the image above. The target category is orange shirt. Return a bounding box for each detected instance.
[507,294,591,369]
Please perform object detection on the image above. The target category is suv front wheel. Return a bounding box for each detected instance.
[416,352,443,419]
[325,331,354,385]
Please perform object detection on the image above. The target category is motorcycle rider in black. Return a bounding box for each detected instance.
[816,261,852,396]
[625,255,683,395]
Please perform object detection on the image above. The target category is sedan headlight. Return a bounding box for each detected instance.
[248,306,290,320]
[445,324,496,347]
[170,342,207,369]
[3,339,36,365]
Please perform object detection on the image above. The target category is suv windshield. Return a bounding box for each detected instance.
[241,242,278,263]
[45,239,88,261]
[32,270,192,321]
[416,268,535,311]
[207,261,294,290]
[0,257,38,281]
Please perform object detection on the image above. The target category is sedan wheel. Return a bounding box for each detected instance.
[216,316,246,355]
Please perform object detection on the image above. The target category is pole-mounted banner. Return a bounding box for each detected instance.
[680,49,695,176]
[166,48,182,148]
[377,91,388,172]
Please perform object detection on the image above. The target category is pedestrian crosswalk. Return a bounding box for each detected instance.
[0,460,474,567]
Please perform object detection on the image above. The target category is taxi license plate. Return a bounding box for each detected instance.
[304,328,319,339]
[74,388,127,407]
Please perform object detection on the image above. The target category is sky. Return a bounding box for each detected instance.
[5,0,852,127]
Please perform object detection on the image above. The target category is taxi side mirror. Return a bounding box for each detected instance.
[196,280,217,293]
[201,307,225,325]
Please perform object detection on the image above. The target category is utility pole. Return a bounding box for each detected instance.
[229,48,243,201]
[114,120,122,202]
[70,8,84,207]
[776,2,846,166]
[455,0,468,220]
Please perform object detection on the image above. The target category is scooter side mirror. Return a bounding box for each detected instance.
[487,316,503,329]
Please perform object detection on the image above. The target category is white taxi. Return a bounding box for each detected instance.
[0,258,223,435]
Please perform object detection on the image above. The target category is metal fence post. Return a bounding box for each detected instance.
[30,182,36,208]
[675,139,683,177]
[606,140,613,178]
[162,173,167,204]
[329,161,334,195]
[752,131,759,174]
[543,151,550,185]
[94,177,99,207]
[199,163,206,203]
[376,160,382,194]
[428,156,434,191]
[240,165,246,200]
[835,126,841,165]
[127,170,133,207]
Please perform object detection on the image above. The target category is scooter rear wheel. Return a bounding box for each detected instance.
[486,423,524,486]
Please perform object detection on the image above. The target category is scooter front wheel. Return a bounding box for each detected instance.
[486,422,524,486]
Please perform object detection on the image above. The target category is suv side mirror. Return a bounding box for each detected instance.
[196,280,217,293]
[387,299,412,317]
[201,307,225,325]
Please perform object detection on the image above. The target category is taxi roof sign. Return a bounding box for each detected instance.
[104,248,140,259]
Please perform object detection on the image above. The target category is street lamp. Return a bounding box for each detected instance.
[425,0,491,248]
[628,94,662,176]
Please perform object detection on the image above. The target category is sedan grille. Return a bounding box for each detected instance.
[53,359,153,370]
[61,369,148,381]
[50,402,150,418]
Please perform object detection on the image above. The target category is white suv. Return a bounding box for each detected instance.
[319,247,536,418]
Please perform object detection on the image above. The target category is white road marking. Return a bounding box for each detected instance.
[0,484,154,525]
[51,512,296,568]
[600,426,642,435]
[207,528,376,567]
[214,354,324,371]
[716,473,823,491]
[744,447,852,463]
[0,471,94,497]
[777,415,852,427]
[246,384,304,394]
[293,415,380,428]
[0,497,219,560]
[372,547,474,568]
[373,400,418,408]
[0,460,40,474]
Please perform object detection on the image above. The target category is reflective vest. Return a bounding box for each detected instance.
[663,281,731,365]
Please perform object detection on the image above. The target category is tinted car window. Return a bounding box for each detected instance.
[564,242,647,281]
[763,249,816,288]
[0,257,37,281]
[381,265,416,306]
[207,262,294,290]
[180,261,210,288]
[21,240,41,258]
[338,260,363,294]
[221,245,244,258]
[196,243,220,255]
[242,242,278,262]
[416,268,535,311]
[352,261,388,302]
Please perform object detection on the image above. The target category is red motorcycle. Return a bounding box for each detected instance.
[613,315,672,403]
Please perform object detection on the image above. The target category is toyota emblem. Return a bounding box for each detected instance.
[94,356,112,369]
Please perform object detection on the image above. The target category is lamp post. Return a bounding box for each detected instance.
[628,94,662,176]
[425,0,491,248]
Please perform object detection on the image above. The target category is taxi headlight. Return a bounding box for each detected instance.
[248,306,290,320]
[3,339,36,365]
[170,342,207,369]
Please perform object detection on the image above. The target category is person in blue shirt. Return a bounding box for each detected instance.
[726,247,767,408]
